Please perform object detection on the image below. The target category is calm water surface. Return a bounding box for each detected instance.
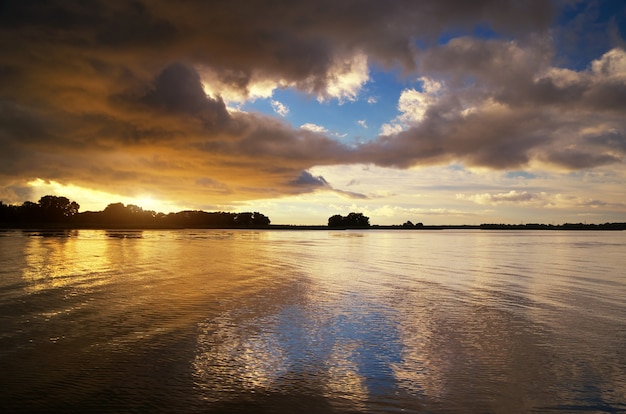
[0,229,625,413]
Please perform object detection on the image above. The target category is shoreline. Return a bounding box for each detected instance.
[2,223,625,231]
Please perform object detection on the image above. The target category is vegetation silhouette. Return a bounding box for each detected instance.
[0,196,80,224]
[1,195,625,230]
[0,195,270,229]
[328,212,370,228]
[401,220,424,228]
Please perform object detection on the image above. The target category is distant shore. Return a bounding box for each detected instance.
[4,197,625,232]
[2,222,625,231]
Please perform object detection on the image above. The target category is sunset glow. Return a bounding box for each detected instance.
[26,179,188,214]
[1,1,625,225]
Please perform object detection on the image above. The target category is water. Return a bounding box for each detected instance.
[0,229,625,413]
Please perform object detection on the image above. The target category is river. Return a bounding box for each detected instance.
[1,229,625,413]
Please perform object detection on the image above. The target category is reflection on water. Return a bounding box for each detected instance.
[105,230,144,239]
[0,229,625,413]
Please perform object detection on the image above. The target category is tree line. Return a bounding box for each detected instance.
[3,195,624,230]
[0,195,270,228]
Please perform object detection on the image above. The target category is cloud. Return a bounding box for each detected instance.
[366,43,626,170]
[290,171,329,187]
[380,77,443,134]
[457,190,626,211]
[0,181,33,205]
[270,100,289,117]
[1,0,622,210]
[199,52,370,105]
[357,120,368,128]
[379,123,405,137]
[300,123,348,139]
[142,63,230,126]
[300,123,329,133]
[331,203,476,219]
[457,191,542,205]
[321,53,370,103]
[332,189,369,200]
[290,171,367,199]
[0,59,355,204]
[0,0,556,103]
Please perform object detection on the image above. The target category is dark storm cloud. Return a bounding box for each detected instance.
[0,0,556,96]
[543,150,620,169]
[290,172,330,188]
[360,106,553,169]
[0,0,623,204]
[585,130,626,152]
[143,63,227,115]
[360,37,626,170]
[290,172,368,199]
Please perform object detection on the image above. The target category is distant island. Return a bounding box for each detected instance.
[1,195,625,230]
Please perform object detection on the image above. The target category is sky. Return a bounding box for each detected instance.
[1,0,626,225]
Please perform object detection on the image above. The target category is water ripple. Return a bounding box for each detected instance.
[0,229,624,413]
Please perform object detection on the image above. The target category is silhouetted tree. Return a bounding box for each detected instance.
[328,212,370,228]
[234,212,253,226]
[252,212,270,226]
[20,201,40,221]
[38,195,80,221]
[233,212,271,227]
[98,202,159,226]
[102,203,128,221]
[328,214,344,227]
[346,212,369,227]
[0,201,18,222]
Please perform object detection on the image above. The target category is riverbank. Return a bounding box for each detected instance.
[2,222,625,231]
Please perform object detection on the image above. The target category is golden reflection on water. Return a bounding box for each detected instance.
[3,229,625,412]
[21,231,107,293]
[20,230,157,295]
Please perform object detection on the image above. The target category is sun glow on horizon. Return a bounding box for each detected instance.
[26,179,187,214]
[132,196,161,212]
